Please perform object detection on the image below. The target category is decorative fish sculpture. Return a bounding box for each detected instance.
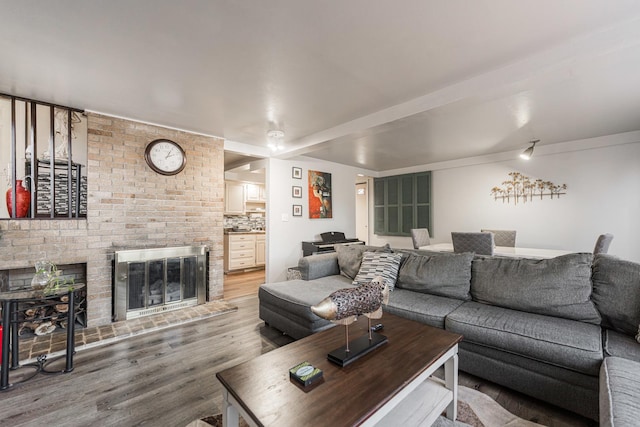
[310,276,390,325]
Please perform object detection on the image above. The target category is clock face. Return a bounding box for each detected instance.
[144,139,186,175]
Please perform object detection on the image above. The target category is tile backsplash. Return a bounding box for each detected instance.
[224,214,266,230]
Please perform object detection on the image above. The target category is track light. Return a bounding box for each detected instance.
[520,140,539,160]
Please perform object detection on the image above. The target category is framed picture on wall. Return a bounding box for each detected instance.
[292,167,302,179]
[292,204,302,216]
[292,186,302,198]
[308,170,332,219]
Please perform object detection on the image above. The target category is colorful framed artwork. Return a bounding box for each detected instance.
[308,170,332,219]
[292,186,302,198]
[292,167,302,179]
[292,204,302,216]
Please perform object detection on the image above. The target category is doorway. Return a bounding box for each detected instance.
[355,179,369,244]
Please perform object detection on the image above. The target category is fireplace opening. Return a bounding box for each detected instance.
[113,246,207,321]
[0,263,88,337]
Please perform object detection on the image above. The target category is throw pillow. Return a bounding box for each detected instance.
[353,251,403,290]
[592,254,640,336]
[335,244,391,280]
[396,252,473,300]
[471,253,601,324]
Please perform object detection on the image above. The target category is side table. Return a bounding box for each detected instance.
[0,283,85,390]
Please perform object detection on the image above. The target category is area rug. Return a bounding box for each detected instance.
[187,381,544,427]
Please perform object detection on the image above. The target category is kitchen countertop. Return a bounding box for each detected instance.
[224,230,266,234]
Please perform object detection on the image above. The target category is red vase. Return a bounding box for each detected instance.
[5,180,31,218]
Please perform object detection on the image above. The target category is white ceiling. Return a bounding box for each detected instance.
[2,1,640,171]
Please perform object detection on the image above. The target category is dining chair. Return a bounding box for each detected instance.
[451,232,495,255]
[410,228,431,249]
[593,233,614,254]
[481,229,516,247]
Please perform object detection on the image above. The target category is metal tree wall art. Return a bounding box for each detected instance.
[490,172,567,205]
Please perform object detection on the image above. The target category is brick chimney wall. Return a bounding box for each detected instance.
[0,113,225,327]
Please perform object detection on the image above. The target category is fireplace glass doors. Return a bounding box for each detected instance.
[113,246,207,321]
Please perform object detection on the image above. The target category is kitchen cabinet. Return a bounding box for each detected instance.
[255,234,266,266]
[224,233,256,272]
[245,184,266,213]
[246,184,261,201]
[225,182,245,214]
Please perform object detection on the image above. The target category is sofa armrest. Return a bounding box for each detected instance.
[600,356,640,427]
[298,252,340,280]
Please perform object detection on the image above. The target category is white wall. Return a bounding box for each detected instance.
[370,139,640,262]
[266,157,363,282]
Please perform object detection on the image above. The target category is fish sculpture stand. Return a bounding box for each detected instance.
[310,276,390,366]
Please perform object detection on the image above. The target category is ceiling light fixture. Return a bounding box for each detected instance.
[266,130,285,151]
[520,139,539,160]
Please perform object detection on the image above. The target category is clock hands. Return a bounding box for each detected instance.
[165,149,176,159]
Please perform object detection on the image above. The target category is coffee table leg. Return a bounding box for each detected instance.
[445,353,458,420]
[222,389,239,427]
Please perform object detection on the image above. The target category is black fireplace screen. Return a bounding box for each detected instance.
[114,246,207,321]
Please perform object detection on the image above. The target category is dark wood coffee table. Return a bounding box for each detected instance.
[216,313,463,426]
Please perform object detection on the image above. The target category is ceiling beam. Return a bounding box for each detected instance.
[277,16,640,160]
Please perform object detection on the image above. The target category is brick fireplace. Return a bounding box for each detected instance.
[0,113,225,327]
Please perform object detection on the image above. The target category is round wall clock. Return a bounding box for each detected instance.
[144,139,186,175]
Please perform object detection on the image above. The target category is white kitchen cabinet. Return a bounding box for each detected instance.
[245,184,266,213]
[224,233,256,272]
[225,182,245,214]
[246,184,261,201]
[255,234,266,266]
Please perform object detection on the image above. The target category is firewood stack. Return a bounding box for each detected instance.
[17,293,86,336]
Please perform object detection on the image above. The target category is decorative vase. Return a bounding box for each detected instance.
[5,179,30,218]
[31,260,53,290]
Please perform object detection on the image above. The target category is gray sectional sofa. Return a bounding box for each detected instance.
[258,245,640,423]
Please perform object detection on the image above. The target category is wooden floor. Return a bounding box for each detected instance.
[0,273,596,427]
[223,268,265,300]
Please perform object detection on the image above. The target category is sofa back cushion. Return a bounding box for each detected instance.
[396,252,473,300]
[592,254,640,336]
[471,253,601,324]
[335,244,391,280]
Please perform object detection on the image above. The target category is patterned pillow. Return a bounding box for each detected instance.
[335,244,392,279]
[353,251,403,290]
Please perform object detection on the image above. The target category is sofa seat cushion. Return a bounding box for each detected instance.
[603,329,640,363]
[259,275,354,325]
[446,301,603,375]
[384,288,465,329]
[470,253,601,324]
[600,357,640,427]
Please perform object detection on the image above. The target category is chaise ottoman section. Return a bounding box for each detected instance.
[446,301,603,375]
[258,275,354,339]
[600,356,640,427]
